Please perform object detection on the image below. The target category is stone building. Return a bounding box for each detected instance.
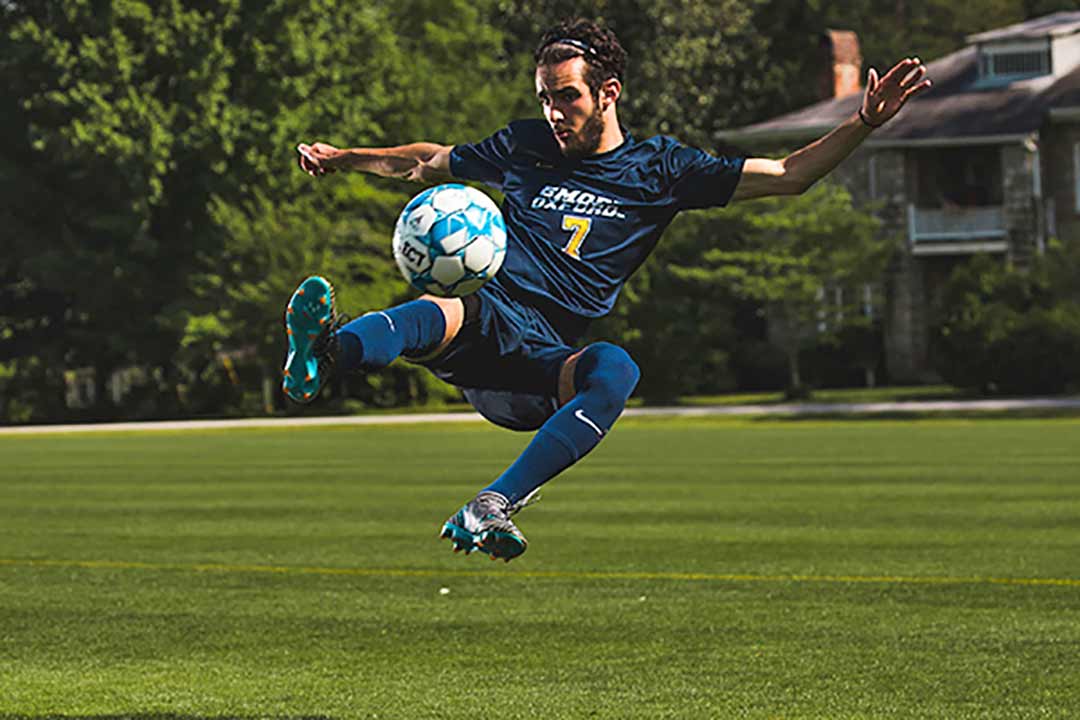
[721,13,1080,382]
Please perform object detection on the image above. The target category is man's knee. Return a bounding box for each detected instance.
[564,342,640,408]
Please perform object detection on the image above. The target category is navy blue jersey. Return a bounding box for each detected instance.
[449,118,744,319]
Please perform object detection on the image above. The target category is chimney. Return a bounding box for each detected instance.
[819,30,863,99]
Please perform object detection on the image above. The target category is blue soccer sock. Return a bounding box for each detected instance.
[336,300,447,371]
[483,342,640,505]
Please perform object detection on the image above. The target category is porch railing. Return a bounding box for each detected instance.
[908,204,1006,243]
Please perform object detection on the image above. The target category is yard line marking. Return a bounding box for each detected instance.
[1,558,1078,588]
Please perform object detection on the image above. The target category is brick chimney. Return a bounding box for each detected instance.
[819,30,863,99]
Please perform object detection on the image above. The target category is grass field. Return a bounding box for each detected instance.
[1,416,1078,719]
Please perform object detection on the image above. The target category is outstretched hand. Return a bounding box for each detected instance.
[861,57,932,128]
[296,142,343,177]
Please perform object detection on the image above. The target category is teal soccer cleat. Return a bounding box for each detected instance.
[282,276,341,403]
[440,491,538,562]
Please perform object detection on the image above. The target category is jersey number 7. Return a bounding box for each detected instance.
[561,215,592,260]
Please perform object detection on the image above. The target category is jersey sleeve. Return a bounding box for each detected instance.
[449,125,516,190]
[665,143,745,210]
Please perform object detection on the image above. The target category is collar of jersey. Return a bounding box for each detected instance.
[579,127,633,163]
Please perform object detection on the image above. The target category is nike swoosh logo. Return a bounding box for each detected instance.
[376,311,395,332]
[574,409,604,437]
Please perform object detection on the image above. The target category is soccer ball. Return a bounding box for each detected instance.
[392,183,507,297]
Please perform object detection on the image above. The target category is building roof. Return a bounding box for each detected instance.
[721,41,1080,147]
[967,11,1080,43]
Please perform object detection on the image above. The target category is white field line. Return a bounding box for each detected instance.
[1,398,1079,436]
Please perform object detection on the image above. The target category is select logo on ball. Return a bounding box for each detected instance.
[397,236,430,274]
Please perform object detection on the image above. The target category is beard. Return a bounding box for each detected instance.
[559,101,605,159]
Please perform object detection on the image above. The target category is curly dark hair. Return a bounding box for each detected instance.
[534,18,627,98]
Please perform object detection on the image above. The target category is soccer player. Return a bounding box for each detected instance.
[285,19,930,561]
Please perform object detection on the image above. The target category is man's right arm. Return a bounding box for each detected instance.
[296,142,454,183]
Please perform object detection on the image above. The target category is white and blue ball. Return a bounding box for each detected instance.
[392,184,506,297]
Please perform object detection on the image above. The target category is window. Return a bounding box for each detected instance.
[814,284,876,333]
[987,49,1049,75]
[978,40,1051,81]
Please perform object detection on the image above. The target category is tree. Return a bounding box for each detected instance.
[934,243,1080,395]
[1,0,522,421]
[1,0,248,420]
[187,0,525,416]
[495,0,770,145]
[668,182,888,395]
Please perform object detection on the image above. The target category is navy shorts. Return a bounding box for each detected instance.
[418,279,588,430]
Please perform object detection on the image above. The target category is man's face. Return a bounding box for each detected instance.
[535,57,605,159]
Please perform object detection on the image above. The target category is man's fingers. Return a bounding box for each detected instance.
[862,56,931,124]
[901,78,933,103]
[298,143,330,177]
[876,60,905,85]
[297,153,314,176]
[880,57,919,86]
[297,145,326,177]
[297,143,320,165]
[901,63,927,88]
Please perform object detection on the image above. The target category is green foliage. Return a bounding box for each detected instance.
[1,0,246,420]
[666,183,888,392]
[1,0,518,421]
[495,0,772,145]
[6,0,1080,421]
[593,245,739,402]
[499,0,1063,136]
[934,245,1080,395]
[594,183,887,400]
[190,0,521,415]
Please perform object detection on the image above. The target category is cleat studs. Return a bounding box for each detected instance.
[305,374,313,382]
[319,296,328,305]
[287,306,294,314]
[319,317,326,326]
[303,391,311,399]
[286,328,293,336]
[297,288,305,295]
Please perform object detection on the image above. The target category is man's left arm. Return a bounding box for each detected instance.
[731,57,931,202]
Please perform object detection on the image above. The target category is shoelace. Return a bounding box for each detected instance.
[312,312,351,364]
[509,489,541,515]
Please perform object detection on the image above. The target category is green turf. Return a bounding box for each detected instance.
[673,384,965,406]
[1,417,1079,719]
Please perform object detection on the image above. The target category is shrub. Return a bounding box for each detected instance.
[933,246,1080,395]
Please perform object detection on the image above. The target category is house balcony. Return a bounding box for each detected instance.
[907,204,1009,255]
